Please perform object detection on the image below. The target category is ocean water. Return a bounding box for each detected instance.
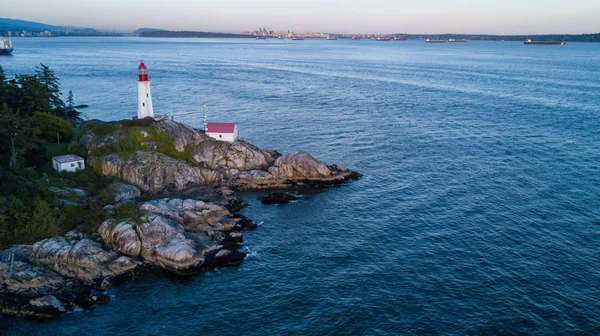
[1,37,600,335]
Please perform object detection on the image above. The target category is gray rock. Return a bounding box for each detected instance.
[31,237,140,287]
[0,260,66,297]
[89,151,222,193]
[236,151,358,189]
[135,215,205,275]
[192,140,275,171]
[153,119,210,151]
[99,220,142,258]
[109,182,141,203]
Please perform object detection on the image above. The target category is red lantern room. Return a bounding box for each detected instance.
[138,61,149,82]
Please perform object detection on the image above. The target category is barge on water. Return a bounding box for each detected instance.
[524,39,566,45]
[425,39,446,43]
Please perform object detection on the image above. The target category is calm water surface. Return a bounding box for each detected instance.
[1,37,599,335]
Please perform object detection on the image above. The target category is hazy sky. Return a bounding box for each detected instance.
[4,0,600,34]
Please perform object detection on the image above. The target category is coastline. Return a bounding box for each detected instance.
[0,118,359,319]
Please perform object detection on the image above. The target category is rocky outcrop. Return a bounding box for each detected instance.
[31,237,141,289]
[235,151,359,189]
[109,182,141,203]
[135,215,205,275]
[0,260,65,298]
[258,192,299,205]
[90,151,222,193]
[98,198,251,275]
[81,120,358,193]
[192,140,276,171]
[0,249,106,319]
[99,220,142,258]
[153,119,209,151]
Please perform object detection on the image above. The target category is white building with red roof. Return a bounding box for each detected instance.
[52,154,85,173]
[205,122,239,143]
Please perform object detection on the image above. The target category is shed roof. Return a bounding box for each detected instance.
[206,122,236,133]
[53,154,84,164]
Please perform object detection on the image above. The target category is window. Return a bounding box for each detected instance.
[71,163,75,167]
[143,103,145,107]
[219,135,222,138]
[147,93,149,97]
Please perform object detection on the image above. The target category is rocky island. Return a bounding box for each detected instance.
[0,118,358,319]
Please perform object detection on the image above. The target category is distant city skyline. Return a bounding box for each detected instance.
[3,0,600,34]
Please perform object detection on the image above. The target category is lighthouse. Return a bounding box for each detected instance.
[137,61,154,119]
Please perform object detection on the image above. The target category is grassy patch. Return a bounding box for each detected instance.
[87,121,194,163]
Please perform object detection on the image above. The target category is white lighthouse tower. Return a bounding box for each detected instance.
[137,61,154,119]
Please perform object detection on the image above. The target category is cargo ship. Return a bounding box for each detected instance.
[393,36,408,41]
[326,35,338,40]
[524,39,566,45]
[255,36,266,40]
[425,39,446,43]
[448,39,467,42]
[376,37,391,41]
[292,36,304,40]
[0,37,13,55]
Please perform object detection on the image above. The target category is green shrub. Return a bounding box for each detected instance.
[119,118,156,128]
[90,122,118,137]
[68,141,87,158]
[115,202,139,220]
[31,112,74,142]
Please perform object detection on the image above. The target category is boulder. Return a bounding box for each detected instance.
[153,119,210,151]
[109,182,141,203]
[135,215,205,275]
[28,295,68,318]
[90,150,222,193]
[31,237,141,288]
[99,220,142,258]
[192,140,275,171]
[0,260,66,297]
[235,151,359,189]
[258,192,299,205]
[73,294,110,309]
[139,198,231,225]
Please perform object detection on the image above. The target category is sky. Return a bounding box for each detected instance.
[3,0,600,34]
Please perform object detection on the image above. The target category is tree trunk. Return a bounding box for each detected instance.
[9,134,17,167]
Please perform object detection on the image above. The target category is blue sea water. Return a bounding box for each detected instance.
[1,37,600,335]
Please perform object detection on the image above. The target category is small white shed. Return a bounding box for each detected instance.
[52,154,85,172]
[206,122,239,143]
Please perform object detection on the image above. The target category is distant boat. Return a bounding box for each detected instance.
[0,37,13,55]
[292,36,304,40]
[326,35,338,40]
[255,36,266,40]
[352,36,361,40]
[448,39,467,43]
[524,39,566,45]
[376,37,391,41]
[425,39,446,43]
[393,36,408,41]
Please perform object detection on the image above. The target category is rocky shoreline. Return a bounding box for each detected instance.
[0,119,359,319]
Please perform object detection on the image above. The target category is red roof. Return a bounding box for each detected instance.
[206,122,236,133]
[138,62,147,69]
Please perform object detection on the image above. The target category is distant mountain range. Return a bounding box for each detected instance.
[133,28,167,35]
[138,30,251,38]
[0,17,96,32]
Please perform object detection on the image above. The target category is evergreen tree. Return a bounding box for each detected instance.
[0,104,41,167]
[16,74,48,116]
[35,63,65,113]
[66,90,74,110]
